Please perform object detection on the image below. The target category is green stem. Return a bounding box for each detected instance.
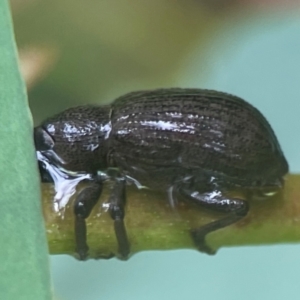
[43,174,300,259]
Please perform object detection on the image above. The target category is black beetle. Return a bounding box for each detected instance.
[34,88,288,260]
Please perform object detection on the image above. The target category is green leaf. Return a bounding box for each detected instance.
[0,1,52,299]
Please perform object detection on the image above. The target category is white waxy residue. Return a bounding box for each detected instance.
[125,175,148,190]
[37,151,92,214]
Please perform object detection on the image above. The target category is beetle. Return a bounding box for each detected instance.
[34,88,288,260]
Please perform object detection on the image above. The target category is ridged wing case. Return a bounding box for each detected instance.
[110,89,288,189]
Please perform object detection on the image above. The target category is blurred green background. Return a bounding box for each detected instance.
[11,1,300,299]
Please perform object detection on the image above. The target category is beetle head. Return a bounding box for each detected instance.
[34,125,66,166]
[34,105,112,174]
[34,126,54,151]
[34,125,67,182]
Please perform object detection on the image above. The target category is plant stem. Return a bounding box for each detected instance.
[43,174,300,259]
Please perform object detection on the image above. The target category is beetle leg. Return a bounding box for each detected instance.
[74,181,103,260]
[108,177,130,260]
[179,187,248,255]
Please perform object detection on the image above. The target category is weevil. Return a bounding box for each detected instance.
[34,88,288,260]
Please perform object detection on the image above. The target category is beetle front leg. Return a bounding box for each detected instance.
[179,187,249,255]
[108,177,130,260]
[74,181,103,260]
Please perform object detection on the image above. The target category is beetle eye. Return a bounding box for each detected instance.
[34,127,55,151]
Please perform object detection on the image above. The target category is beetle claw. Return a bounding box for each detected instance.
[75,249,89,261]
[190,230,216,255]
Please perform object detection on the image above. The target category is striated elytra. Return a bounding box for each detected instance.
[34,88,288,260]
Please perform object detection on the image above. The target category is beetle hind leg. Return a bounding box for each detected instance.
[179,187,249,255]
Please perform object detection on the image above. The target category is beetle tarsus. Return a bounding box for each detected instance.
[73,181,103,259]
[190,229,216,255]
[109,178,130,260]
[180,187,249,255]
[114,219,130,259]
[74,215,89,260]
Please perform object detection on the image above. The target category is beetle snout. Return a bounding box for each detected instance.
[34,126,67,166]
[34,127,55,151]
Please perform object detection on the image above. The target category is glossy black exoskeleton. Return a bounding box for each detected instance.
[34,88,288,260]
